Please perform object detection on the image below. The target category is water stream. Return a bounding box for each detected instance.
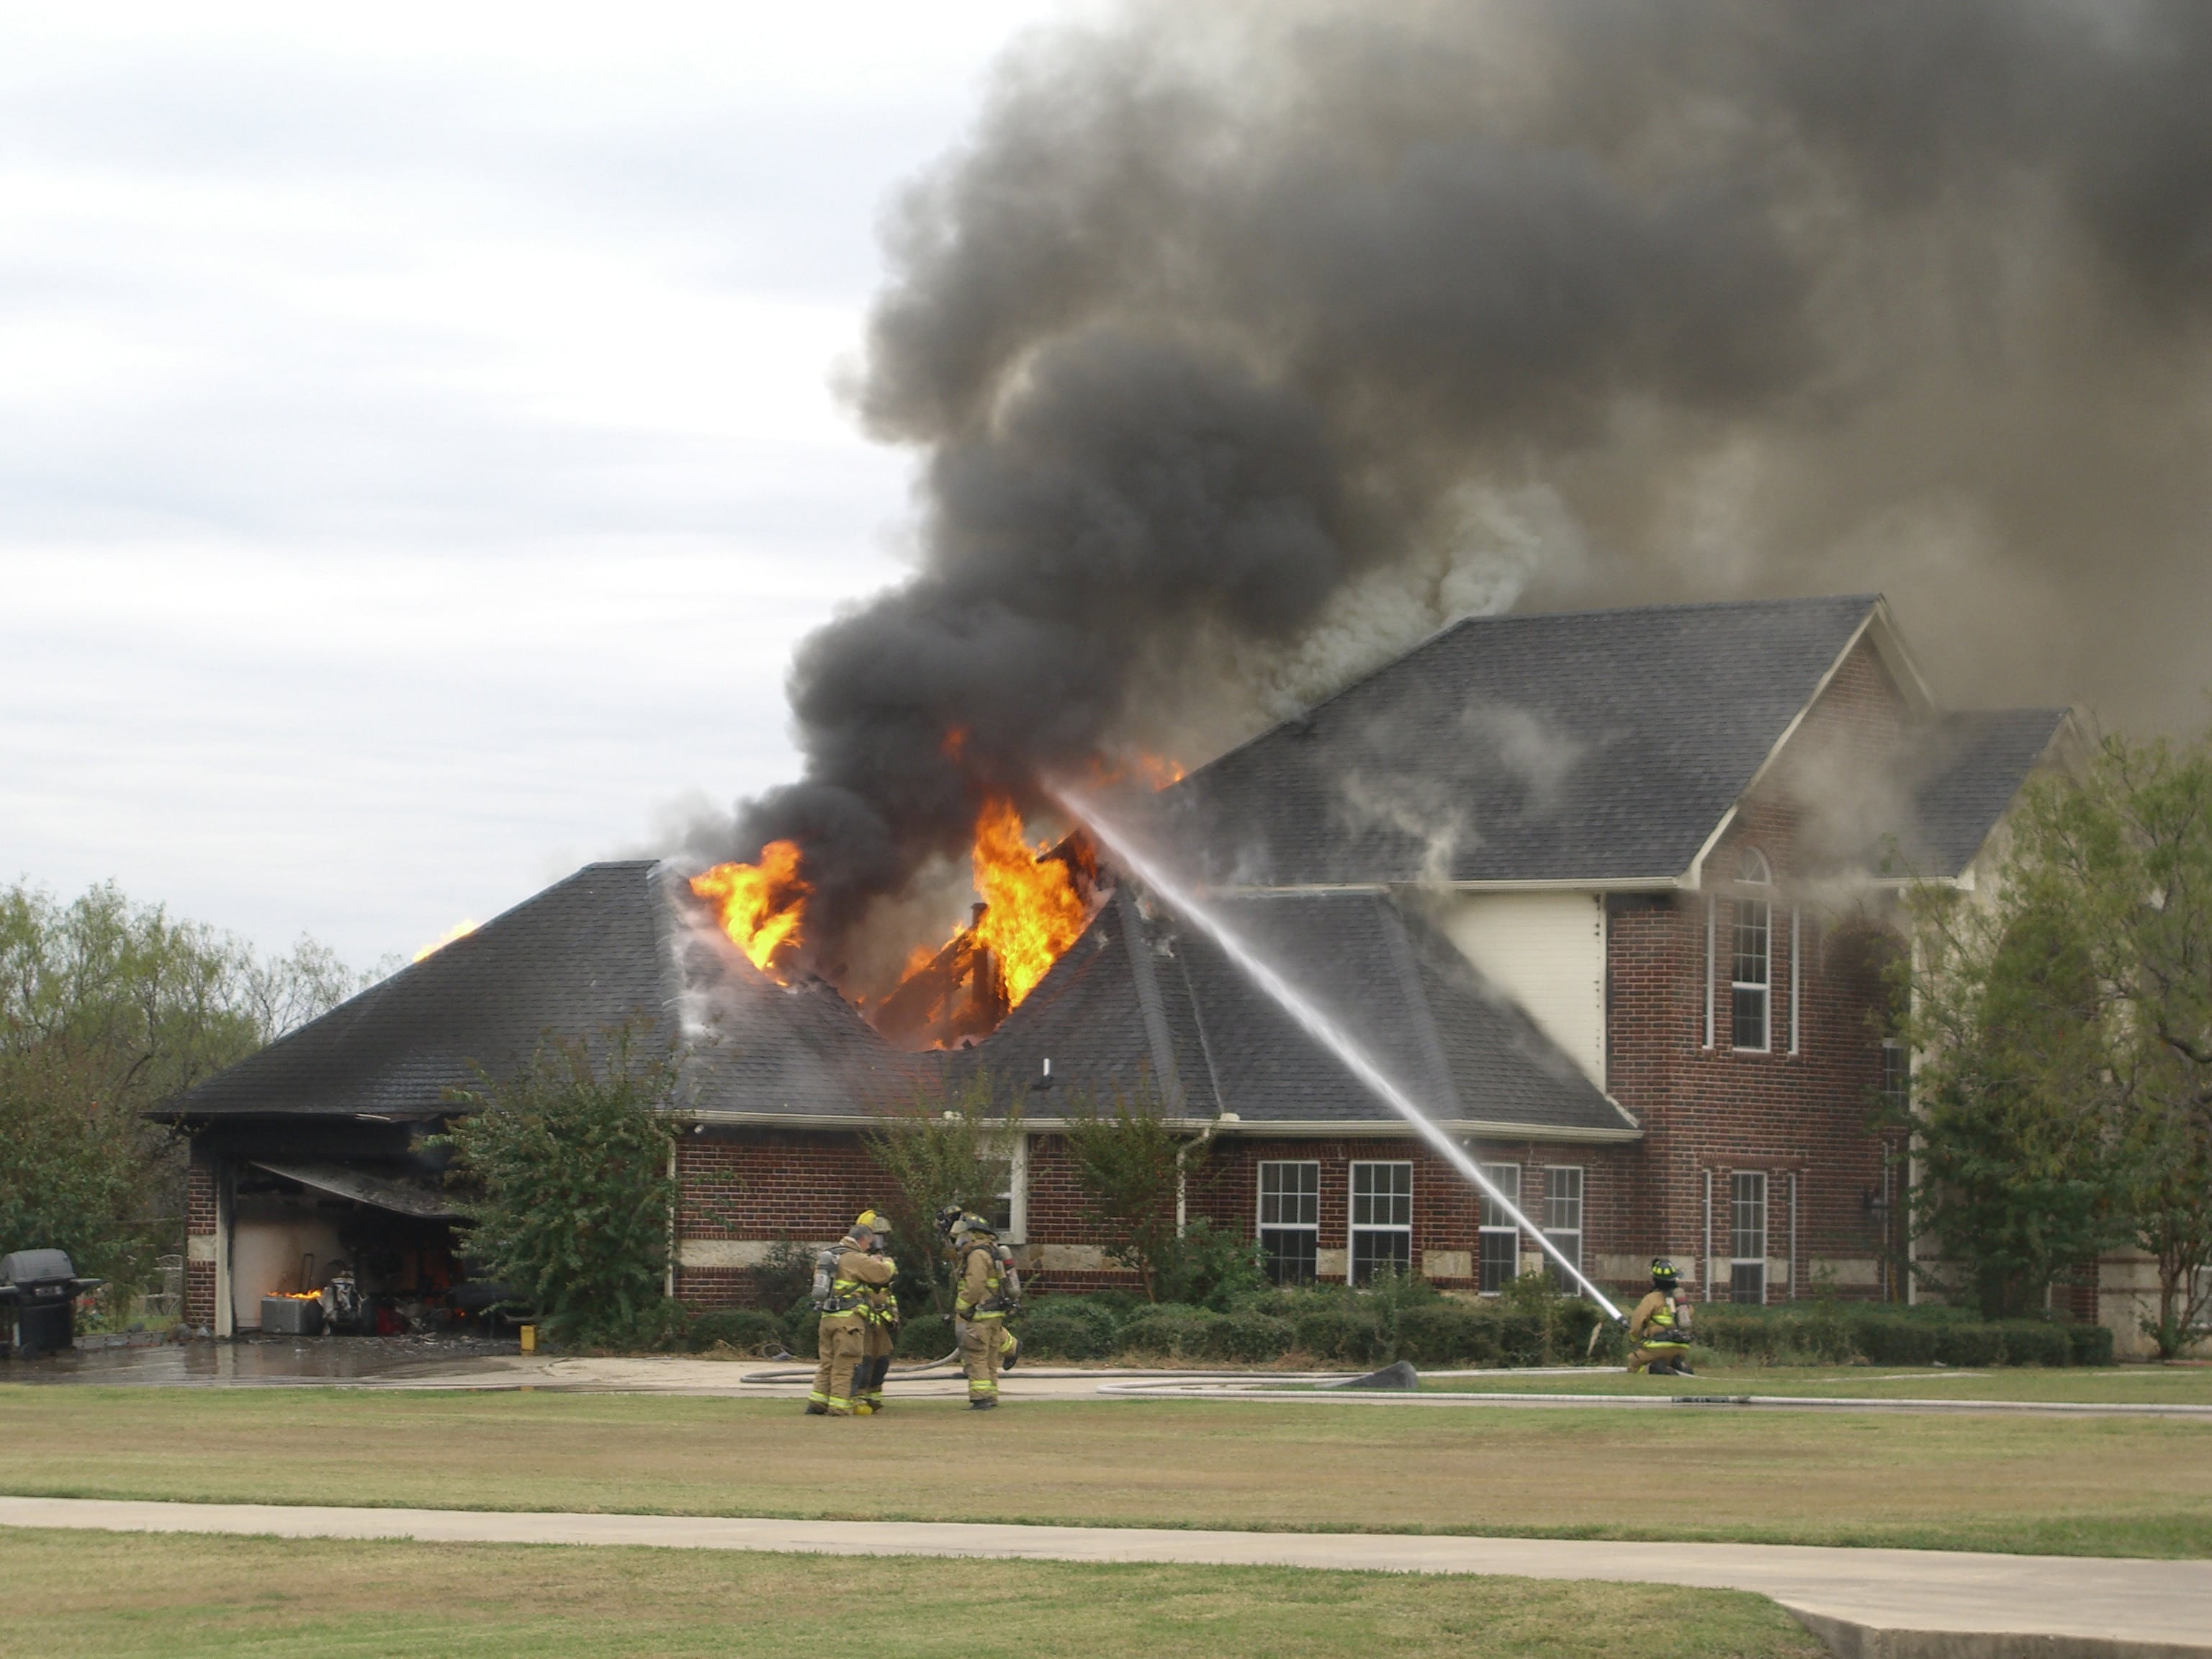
[1056,786,1627,1325]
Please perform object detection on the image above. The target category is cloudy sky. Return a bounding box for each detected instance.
[0,3,1075,968]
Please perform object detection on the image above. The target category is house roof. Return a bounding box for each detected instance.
[966,885,1637,1141]
[1159,595,1885,887]
[166,861,922,1123]
[1889,708,2072,878]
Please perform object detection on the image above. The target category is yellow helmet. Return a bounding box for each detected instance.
[854,1210,892,1236]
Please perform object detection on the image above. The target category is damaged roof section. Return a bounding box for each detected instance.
[1161,595,1883,889]
[969,885,1637,1141]
[168,861,922,1123]
[1889,707,2072,878]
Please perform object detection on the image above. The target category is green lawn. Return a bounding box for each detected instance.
[6,1385,2212,1556]
[0,1529,1824,1659]
[1405,1362,2212,1403]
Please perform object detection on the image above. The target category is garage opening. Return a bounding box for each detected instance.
[228,1161,513,1335]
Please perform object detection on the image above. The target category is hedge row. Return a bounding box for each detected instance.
[1694,1305,2113,1367]
[675,1296,2113,1370]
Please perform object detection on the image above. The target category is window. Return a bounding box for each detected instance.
[1881,1039,1910,1114]
[1349,1161,1413,1285]
[1258,1161,1320,1285]
[1732,850,1771,1051]
[1478,1162,1522,1293]
[1542,1166,1583,1292]
[1730,1171,1768,1303]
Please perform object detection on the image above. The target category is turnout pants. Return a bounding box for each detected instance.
[858,1319,895,1408]
[812,1313,867,1415]
[1627,1343,1689,1374]
[958,1313,1007,1403]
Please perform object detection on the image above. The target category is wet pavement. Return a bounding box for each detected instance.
[1,1334,525,1387]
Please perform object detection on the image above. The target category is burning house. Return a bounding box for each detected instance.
[170,593,2077,1332]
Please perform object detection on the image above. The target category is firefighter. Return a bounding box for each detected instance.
[806,1212,896,1417]
[855,1209,899,1414]
[1626,1258,1696,1376]
[939,1207,1020,1409]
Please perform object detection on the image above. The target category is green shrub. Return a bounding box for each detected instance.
[1195,1310,1293,1362]
[1851,1313,1940,1366]
[2068,1323,2116,1365]
[896,1313,953,1358]
[1393,1303,1498,1367]
[786,1308,821,1354]
[1290,1305,1389,1364]
[1114,1304,1214,1360]
[1935,1322,2005,1367]
[1019,1298,1120,1361]
[685,1309,785,1356]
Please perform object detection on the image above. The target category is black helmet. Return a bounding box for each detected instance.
[1650,1258,1680,1288]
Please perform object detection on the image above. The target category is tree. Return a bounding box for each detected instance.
[0,880,372,1292]
[1061,1078,1230,1304]
[1899,727,2212,1344]
[862,1071,1021,1318]
[441,1021,690,1349]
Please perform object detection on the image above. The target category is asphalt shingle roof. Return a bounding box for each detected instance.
[1161,595,1882,886]
[168,862,920,1121]
[1890,708,2070,878]
[969,886,1635,1137]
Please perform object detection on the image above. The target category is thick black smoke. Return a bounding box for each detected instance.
[715,0,2212,983]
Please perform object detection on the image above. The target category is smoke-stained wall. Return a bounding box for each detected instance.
[704,0,2212,976]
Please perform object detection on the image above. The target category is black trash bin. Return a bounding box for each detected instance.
[0,1250,105,1359]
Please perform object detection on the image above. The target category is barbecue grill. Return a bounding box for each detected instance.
[0,1250,105,1359]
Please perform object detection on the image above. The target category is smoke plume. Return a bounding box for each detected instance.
[711,0,2212,979]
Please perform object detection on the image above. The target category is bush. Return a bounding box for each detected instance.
[1195,1310,1293,1362]
[1114,1303,1213,1360]
[1154,1218,1269,1310]
[1020,1298,1121,1361]
[1290,1305,1390,1364]
[1393,1303,1498,1367]
[2068,1323,2116,1366]
[685,1309,785,1356]
[896,1312,953,1359]
[1995,1321,2072,1367]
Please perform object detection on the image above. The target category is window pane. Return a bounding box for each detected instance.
[1478,1163,1520,1230]
[1730,1172,1766,1259]
[1259,1161,1319,1228]
[1478,1229,1519,1294]
[1543,1231,1583,1292]
[1732,985,1768,1051]
[1353,1228,1411,1286]
[1543,1167,1582,1233]
[1261,1228,1317,1286]
[1730,1260,1766,1304]
[1733,900,1769,985]
[1353,1162,1412,1228]
[1881,1040,1910,1112]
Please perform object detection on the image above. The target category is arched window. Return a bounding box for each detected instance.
[1732,850,1771,1051]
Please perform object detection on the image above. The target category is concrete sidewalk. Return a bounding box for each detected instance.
[5,1496,2210,1658]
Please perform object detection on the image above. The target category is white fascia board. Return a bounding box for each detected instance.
[1222,878,1678,896]
[687,1110,1645,1143]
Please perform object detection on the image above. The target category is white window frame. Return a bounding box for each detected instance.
[1542,1166,1583,1292]
[1348,1161,1413,1286]
[1732,850,1772,1053]
[1478,1161,1522,1294]
[1730,1170,1768,1304]
[1256,1160,1321,1285]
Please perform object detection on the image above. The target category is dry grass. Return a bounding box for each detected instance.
[5,1385,2212,1556]
[3,1527,1825,1659]
[1415,1362,2212,1403]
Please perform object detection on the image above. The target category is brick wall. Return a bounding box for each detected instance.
[1604,636,1907,1303]
[184,1157,217,1328]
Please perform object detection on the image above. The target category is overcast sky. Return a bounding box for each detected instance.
[0,4,1076,968]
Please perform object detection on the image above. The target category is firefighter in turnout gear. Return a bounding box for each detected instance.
[1627,1259,1696,1375]
[855,1210,899,1413]
[941,1208,1020,1408]
[807,1212,896,1417]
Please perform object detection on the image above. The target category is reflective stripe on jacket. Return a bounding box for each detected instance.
[954,1241,1005,1319]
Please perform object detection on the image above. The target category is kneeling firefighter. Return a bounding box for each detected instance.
[938,1207,1021,1409]
[1626,1258,1695,1376]
[807,1212,896,1418]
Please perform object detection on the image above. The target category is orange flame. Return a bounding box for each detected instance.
[691,841,810,975]
[413,920,479,963]
[969,799,1090,1007]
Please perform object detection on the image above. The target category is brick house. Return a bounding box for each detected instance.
[168,594,2071,1333]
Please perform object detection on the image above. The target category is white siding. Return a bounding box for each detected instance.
[1437,891,1606,1088]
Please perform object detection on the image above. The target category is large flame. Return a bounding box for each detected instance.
[413,920,479,963]
[968,798,1091,1008]
[692,840,810,975]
